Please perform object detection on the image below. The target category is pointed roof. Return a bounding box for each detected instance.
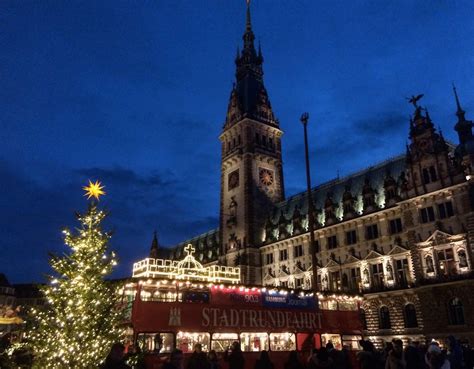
[452,84,474,152]
[149,231,159,259]
[224,1,277,129]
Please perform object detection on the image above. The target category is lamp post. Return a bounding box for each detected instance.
[300,112,319,297]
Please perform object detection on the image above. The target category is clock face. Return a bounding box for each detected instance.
[228,170,239,190]
[259,168,274,186]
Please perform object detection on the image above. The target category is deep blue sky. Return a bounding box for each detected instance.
[2,1,474,283]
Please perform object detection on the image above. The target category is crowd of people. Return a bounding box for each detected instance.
[100,336,474,369]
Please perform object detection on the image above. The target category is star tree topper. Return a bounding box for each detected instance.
[83,180,106,200]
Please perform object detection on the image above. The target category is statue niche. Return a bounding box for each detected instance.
[226,196,238,228]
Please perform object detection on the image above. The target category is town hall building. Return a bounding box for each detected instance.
[144,4,474,346]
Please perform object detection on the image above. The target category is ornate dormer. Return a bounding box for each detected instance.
[324,192,337,225]
[384,171,400,206]
[292,205,304,235]
[277,210,289,239]
[405,93,462,197]
[264,216,275,243]
[362,177,376,212]
[342,185,356,219]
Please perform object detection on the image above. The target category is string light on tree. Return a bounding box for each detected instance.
[25,181,123,368]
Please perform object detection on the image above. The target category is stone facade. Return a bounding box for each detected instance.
[161,4,474,345]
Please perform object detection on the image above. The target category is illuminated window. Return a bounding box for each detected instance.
[269,333,296,351]
[321,333,342,350]
[137,333,174,353]
[342,335,363,350]
[211,333,239,352]
[240,332,268,352]
[338,301,358,311]
[319,300,338,310]
[176,332,210,353]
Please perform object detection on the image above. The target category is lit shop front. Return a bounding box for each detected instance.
[124,245,363,366]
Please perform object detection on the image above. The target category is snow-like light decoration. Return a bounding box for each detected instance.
[133,244,241,284]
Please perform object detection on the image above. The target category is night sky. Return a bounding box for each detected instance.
[2,1,474,283]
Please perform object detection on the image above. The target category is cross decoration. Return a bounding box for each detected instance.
[184,244,196,256]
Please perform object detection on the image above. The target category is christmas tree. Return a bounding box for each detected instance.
[27,181,124,368]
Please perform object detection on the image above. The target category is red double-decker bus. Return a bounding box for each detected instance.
[124,281,363,369]
[123,247,363,369]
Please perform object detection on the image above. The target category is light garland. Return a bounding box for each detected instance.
[22,190,124,369]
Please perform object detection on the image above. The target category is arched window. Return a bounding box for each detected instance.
[425,255,434,273]
[448,298,465,325]
[360,309,367,330]
[379,306,391,329]
[404,304,418,328]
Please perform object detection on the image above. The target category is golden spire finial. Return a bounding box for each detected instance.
[83,180,106,201]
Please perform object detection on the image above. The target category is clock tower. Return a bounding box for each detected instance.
[219,3,284,284]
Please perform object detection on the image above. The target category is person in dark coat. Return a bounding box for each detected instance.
[224,342,245,369]
[187,343,210,369]
[254,350,274,369]
[100,343,132,369]
[284,351,304,369]
[164,349,184,369]
[208,350,220,369]
[446,336,463,369]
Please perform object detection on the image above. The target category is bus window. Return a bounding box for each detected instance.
[319,300,338,310]
[240,332,269,352]
[269,333,296,351]
[341,335,362,350]
[296,333,320,351]
[338,301,358,311]
[137,333,174,353]
[211,333,239,352]
[321,334,342,350]
[176,331,210,353]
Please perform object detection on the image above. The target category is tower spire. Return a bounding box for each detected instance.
[453,83,465,118]
[149,231,159,258]
[246,0,252,31]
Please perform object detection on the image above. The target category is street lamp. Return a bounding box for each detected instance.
[300,112,319,298]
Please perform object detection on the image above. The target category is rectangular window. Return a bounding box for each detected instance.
[371,263,384,288]
[315,240,320,252]
[438,201,454,219]
[211,333,239,352]
[295,278,303,288]
[269,137,274,150]
[396,258,409,286]
[265,253,274,265]
[366,224,379,240]
[138,333,174,353]
[389,218,403,234]
[269,333,296,351]
[293,245,304,258]
[176,332,210,353]
[255,133,260,145]
[420,206,435,223]
[279,249,288,261]
[346,230,357,245]
[262,136,267,146]
[327,235,338,249]
[350,268,361,292]
[330,271,341,291]
[240,332,269,352]
[422,166,438,184]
